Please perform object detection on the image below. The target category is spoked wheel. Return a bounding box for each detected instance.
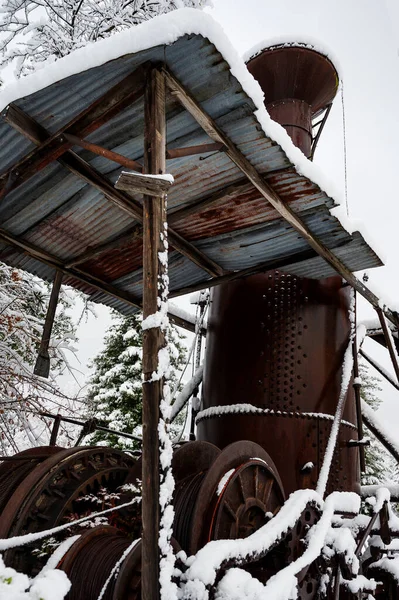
[188,440,285,554]
[0,447,136,573]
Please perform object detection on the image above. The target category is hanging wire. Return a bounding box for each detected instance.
[341,80,349,217]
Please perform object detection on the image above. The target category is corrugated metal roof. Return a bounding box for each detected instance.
[0,32,382,315]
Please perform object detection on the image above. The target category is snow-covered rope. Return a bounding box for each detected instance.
[180,489,360,599]
[0,497,140,551]
[196,403,357,429]
[316,289,356,498]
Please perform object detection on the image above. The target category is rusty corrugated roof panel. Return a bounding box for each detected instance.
[0,31,382,315]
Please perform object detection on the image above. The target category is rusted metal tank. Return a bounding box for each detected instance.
[198,45,360,496]
[197,272,359,495]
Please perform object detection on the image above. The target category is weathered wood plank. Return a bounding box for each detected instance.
[162,65,399,330]
[116,170,173,196]
[141,67,166,600]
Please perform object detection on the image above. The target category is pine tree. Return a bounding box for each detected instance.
[0,261,80,454]
[359,360,390,486]
[86,311,187,449]
[0,0,211,78]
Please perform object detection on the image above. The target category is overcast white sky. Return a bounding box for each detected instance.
[60,0,399,434]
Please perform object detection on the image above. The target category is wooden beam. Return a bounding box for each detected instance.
[162,65,399,330]
[375,307,399,384]
[63,133,143,172]
[34,270,63,378]
[0,227,142,308]
[5,105,224,279]
[141,67,166,600]
[0,63,150,199]
[166,142,224,159]
[363,412,399,465]
[116,170,173,197]
[0,226,201,335]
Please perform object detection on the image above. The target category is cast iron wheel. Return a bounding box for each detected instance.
[0,446,135,573]
[188,440,285,554]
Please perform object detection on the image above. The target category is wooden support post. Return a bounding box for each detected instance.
[141,67,167,600]
[376,307,399,384]
[34,270,63,378]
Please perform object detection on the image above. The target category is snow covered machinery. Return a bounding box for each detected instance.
[1,27,399,600]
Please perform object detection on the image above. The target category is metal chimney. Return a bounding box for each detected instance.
[246,44,339,157]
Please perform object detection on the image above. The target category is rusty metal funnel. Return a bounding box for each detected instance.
[246,44,339,158]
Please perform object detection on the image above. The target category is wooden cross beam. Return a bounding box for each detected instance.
[0,63,150,199]
[4,104,224,278]
[161,65,399,331]
[0,226,199,335]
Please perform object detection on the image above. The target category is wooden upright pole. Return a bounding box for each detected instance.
[141,67,166,600]
[34,269,63,378]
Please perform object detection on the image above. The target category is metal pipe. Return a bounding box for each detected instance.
[170,365,204,422]
[37,411,142,442]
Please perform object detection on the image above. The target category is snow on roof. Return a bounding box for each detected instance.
[242,35,343,78]
[0,8,368,236]
[0,8,386,315]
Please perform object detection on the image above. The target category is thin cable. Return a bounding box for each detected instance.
[341,80,349,217]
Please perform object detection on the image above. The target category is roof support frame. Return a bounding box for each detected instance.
[4,104,224,278]
[0,226,197,333]
[161,65,399,330]
[0,62,151,199]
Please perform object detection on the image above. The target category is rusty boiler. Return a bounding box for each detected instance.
[197,44,361,497]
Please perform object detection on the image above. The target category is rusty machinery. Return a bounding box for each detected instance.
[0,44,398,600]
